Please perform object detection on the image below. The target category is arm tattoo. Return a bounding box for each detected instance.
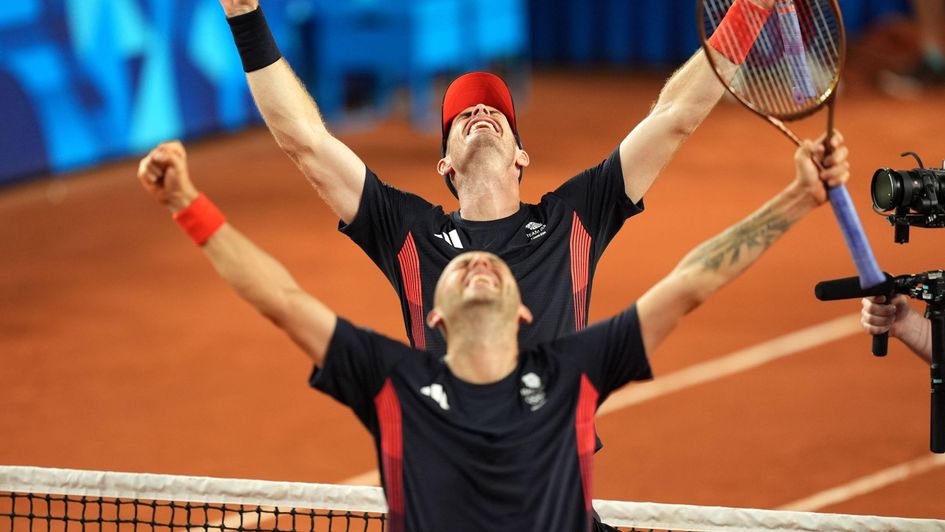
[681,206,792,272]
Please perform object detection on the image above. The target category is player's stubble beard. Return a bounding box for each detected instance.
[450,132,519,200]
[443,286,521,377]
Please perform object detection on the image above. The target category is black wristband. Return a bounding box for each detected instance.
[226,6,282,73]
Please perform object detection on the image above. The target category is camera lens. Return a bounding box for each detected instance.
[871,168,901,211]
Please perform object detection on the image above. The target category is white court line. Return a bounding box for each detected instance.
[778,454,945,512]
[597,313,862,416]
[340,313,863,486]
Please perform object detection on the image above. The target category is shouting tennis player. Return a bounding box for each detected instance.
[216,0,776,356]
[135,125,848,531]
[217,2,776,529]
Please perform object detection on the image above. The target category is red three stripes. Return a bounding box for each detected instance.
[397,232,426,350]
[569,213,591,331]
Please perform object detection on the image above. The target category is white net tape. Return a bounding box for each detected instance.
[3,466,943,531]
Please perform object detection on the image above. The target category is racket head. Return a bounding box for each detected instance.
[697,0,846,122]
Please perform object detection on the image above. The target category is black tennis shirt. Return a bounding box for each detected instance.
[339,148,643,356]
[310,306,652,532]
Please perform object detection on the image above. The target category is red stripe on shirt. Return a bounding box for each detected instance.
[569,213,592,330]
[374,379,405,532]
[397,232,426,350]
[575,374,599,514]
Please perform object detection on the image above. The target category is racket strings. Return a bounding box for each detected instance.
[756,1,839,113]
[703,0,842,118]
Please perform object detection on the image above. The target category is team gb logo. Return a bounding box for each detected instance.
[520,372,547,411]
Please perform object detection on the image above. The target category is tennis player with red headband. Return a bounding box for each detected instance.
[136,127,849,531]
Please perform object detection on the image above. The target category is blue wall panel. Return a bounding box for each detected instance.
[0,0,909,185]
[528,0,911,66]
[0,0,272,185]
[1,0,532,185]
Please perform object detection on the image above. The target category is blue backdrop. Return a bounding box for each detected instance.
[528,0,909,65]
[0,0,908,185]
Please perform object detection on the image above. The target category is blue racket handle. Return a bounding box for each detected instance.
[776,0,817,102]
[827,185,885,289]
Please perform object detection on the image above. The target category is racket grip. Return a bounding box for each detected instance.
[872,332,888,357]
[826,185,885,289]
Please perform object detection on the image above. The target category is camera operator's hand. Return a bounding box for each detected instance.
[861,295,932,363]
[861,295,911,336]
[794,131,849,206]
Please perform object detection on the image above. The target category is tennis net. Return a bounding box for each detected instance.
[2,465,943,531]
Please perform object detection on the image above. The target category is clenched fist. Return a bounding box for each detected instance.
[219,0,259,18]
[136,141,198,213]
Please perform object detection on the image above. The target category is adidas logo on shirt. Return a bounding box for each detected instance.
[420,383,450,411]
[434,229,463,249]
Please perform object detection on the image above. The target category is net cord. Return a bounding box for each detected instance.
[595,499,945,531]
[0,465,386,514]
[3,466,945,531]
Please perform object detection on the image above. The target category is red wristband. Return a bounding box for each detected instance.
[707,0,772,64]
[172,193,226,246]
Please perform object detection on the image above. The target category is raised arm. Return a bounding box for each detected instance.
[636,132,848,354]
[861,296,933,363]
[221,0,366,224]
[619,0,774,203]
[136,141,336,365]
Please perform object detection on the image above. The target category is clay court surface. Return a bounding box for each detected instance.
[3,65,945,521]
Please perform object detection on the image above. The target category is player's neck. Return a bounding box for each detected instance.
[455,169,521,221]
[443,314,519,384]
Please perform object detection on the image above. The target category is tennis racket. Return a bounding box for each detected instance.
[697,0,888,352]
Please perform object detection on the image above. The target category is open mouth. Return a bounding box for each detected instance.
[465,117,501,137]
[464,273,499,290]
